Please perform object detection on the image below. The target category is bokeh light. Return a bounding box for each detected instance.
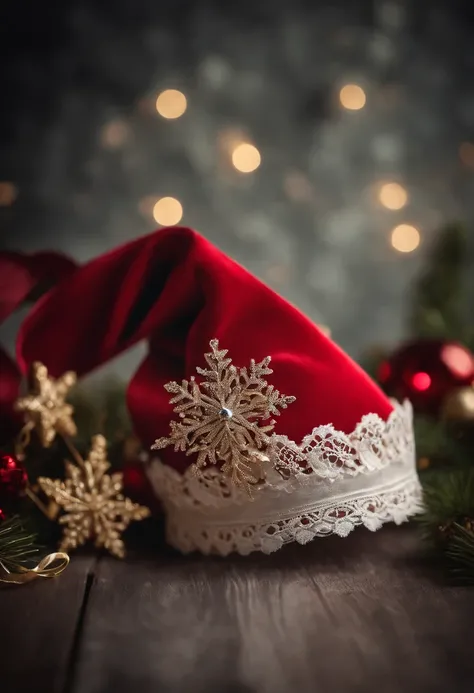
[441,344,474,378]
[152,197,183,226]
[378,182,408,210]
[0,182,18,207]
[390,224,421,253]
[339,84,366,110]
[412,372,431,391]
[155,89,187,119]
[452,388,474,417]
[231,143,261,173]
[100,119,129,149]
[459,142,474,168]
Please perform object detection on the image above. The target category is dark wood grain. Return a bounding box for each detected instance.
[69,526,474,693]
[0,554,96,693]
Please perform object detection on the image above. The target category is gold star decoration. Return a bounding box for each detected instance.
[38,434,150,558]
[152,339,295,491]
[15,362,77,447]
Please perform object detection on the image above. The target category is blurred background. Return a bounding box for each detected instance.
[1,0,473,377]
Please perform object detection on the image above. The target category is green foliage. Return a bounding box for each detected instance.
[420,468,474,529]
[0,516,40,571]
[418,466,474,584]
[413,415,470,466]
[446,525,474,584]
[409,223,470,342]
[69,378,131,445]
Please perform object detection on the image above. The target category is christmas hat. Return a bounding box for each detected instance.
[16,227,421,555]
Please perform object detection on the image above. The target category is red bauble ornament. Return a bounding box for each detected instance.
[378,340,474,415]
[0,454,28,502]
[122,460,157,510]
[0,507,6,522]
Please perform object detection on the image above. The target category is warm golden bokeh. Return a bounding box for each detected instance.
[156,89,187,119]
[231,143,261,173]
[390,224,421,253]
[378,182,408,210]
[339,84,366,110]
[152,197,183,226]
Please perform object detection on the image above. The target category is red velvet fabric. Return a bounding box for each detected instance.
[0,250,78,443]
[16,227,393,472]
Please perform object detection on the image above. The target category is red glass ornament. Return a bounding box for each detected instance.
[0,507,6,522]
[0,454,28,502]
[378,339,474,415]
[122,460,156,510]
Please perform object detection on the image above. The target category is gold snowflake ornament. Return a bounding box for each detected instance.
[38,435,150,558]
[152,339,295,490]
[15,362,77,447]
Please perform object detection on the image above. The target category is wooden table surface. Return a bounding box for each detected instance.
[1,525,473,693]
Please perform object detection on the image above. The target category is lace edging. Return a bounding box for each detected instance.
[146,399,421,556]
[163,475,422,556]
[148,400,415,509]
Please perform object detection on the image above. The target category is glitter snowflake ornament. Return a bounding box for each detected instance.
[152,339,295,491]
[38,435,150,558]
[15,362,77,448]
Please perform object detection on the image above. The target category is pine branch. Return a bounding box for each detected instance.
[446,524,474,585]
[419,468,474,531]
[0,516,40,571]
[408,222,468,341]
[418,468,474,584]
[413,416,469,465]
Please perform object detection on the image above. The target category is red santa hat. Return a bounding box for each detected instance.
[16,227,421,555]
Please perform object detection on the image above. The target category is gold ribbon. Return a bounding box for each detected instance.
[0,552,70,585]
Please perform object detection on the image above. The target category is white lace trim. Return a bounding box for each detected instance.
[146,400,422,555]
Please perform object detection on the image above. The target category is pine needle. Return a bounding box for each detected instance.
[446,524,474,585]
[418,468,474,584]
[0,516,40,571]
[408,222,468,341]
[419,468,474,530]
[413,416,458,462]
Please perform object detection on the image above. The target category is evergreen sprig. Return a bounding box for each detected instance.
[400,221,473,583]
[413,416,463,464]
[409,222,469,342]
[419,468,474,529]
[419,468,474,584]
[446,525,474,585]
[0,516,40,571]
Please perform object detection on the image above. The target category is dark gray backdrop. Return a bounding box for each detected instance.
[1,0,473,380]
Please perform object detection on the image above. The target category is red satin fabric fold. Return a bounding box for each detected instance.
[16,227,393,472]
